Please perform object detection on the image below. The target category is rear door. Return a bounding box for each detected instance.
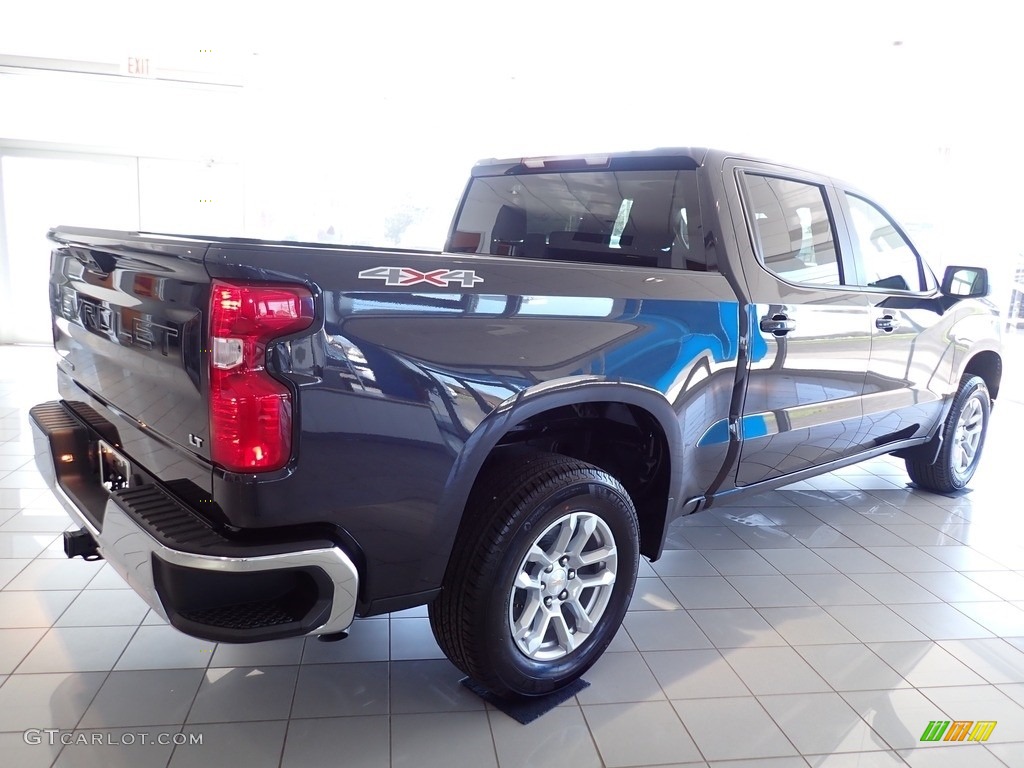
[725,160,872,486]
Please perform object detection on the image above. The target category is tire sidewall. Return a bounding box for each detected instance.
[481,478,639,696]
[942,377,991,489]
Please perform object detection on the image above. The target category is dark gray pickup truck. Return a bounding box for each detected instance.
[31,147,1002,698]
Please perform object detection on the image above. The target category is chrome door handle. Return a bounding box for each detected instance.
[760,314,796,336]
[875,315,898,332]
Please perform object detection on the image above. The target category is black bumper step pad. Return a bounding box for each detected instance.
[112,485,226,552]
[110,484,335,559]
[30,401,83,432]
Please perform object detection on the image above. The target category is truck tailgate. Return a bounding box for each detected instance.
[47,227,212,485]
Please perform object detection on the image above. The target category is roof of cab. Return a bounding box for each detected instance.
[471,147,712,176]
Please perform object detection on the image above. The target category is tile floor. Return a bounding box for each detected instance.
[1,342,1023,767]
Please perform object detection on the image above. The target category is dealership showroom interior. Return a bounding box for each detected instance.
[2,2,1024,767]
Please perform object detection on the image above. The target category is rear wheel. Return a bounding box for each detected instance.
[906,375,991,493]
[429,451,639,698]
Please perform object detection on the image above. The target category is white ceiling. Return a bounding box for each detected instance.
[1,0,1020,259]
[2,1,1017,159]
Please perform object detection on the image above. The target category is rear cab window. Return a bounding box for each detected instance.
[449,157,709,271]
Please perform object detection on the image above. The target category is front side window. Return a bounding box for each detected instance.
[449,168,706,270]
[742,174,842,286]
[844,193,924,292]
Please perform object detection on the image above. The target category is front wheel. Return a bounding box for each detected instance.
[906,375,991,493]
[429,451,639,698]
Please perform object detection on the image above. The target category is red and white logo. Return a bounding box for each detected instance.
[357,266,484,288]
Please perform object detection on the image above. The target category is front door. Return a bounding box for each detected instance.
[836,190,949,445]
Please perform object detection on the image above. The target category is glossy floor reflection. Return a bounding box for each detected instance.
[1,343,1023,767]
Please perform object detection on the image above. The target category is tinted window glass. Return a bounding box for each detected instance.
[845,193,923,292]
[450,170,705,270]
[743,174,841,286]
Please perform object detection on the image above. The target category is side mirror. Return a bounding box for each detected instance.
[941,265,989,298]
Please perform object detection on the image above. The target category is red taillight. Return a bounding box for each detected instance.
[208,280,314,472]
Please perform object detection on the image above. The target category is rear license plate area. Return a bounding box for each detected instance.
[98,440,131,492]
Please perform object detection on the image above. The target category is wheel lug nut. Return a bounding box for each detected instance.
[568,569,576,580]
[544,597,553,607]
[559,590,568,600]
[559,556,569,566]
[545,565,552,573]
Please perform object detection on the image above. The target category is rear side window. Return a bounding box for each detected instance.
[844,193,925,292]
[449,169,707,270]
[742,174,842,286]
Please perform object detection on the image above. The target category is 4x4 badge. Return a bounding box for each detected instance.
[358,266,483,288]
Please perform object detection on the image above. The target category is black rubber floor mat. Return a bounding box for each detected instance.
[459,677,590,725]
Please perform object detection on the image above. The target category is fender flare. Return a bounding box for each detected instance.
[435,377,685,563]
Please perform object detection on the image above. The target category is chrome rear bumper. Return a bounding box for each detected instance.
[31,400,359,642]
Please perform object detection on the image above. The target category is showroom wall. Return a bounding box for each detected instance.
[0,64,246,343]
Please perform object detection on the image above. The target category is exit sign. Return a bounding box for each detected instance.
[125,57,151,77]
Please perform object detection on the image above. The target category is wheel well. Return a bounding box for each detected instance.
[489,401,671,559]
[964,351,1002,400]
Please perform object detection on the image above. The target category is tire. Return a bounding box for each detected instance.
[429,451,639,698]
[906,375,991,493]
